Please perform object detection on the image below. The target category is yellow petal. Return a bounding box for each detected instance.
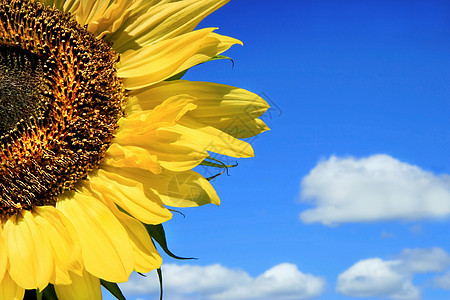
[55,269,101,300]
[104,202,163,273]
[33,206,83,284]
[120,217,162,273]
[114,95,253,172]
[56,189,134,282]
[117,28,242,89]
[39,0,80,14]
[117,94,198,167]
[4,211,54,290]
[117,28,213,80]
[88,169,172,225]
[172,118,255,158]
[107,0,230,52]
[0,226,7,284]
[118,94,197,130]
[105,143,162,174]
[103,166,220,208]
[159,170,220,207]
[88,0,142,39]
[114,95,208,172]
[124,94,142,115]
[0,272,24,300]
[131,80,270,138]
[75,0,110,26]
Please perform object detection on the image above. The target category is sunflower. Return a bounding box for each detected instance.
[0,0,269,299]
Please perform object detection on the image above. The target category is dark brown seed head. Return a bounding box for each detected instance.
[0,0,124,216]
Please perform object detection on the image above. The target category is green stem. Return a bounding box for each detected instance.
[23,289,37,299]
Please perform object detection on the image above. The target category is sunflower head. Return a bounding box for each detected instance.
[0,0,270,298]
[0,0,124,216]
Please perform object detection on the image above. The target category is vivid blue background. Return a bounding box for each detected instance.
[107,0,450,299]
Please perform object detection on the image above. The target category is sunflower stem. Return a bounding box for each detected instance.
[24,289,37,300]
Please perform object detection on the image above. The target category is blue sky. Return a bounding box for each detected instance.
[107,1,450,299]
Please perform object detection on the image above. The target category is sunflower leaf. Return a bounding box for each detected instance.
[165,69,188,81]
[200,160,238,169]
[205,170,226,181]
[201,156,238,168]
[100,279,126,300]
[201,157,238,181]
[26,290,38,300]
[144,223,196,260]
[200,160,224,168]
[165,55,234,82]
[207,55,234,67]
[157,268,163,300]
[168,208,186,218]
[36,284,58,300]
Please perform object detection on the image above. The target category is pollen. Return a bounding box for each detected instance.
[0,0,124,216]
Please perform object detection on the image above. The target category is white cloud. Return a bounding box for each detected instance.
[337,258,419,299]
[337,248,450,300]
[120,263,325,300]
[299,154,450,225]
[213,263,325,300]
[398,248,450,273]
[434,271,450,290]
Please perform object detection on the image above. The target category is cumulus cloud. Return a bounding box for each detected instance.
[337,258,419,299]
[299,154,450,225]
[434,272,450,290]
[337,248,450,300]
[398,248,450,273]
[120,263,325,300]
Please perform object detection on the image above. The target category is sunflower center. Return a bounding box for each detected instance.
[0,46,50,136]
[0,0,124,216]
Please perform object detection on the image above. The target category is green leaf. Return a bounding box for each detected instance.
[165,55,234,82]
[100,280,126,300]
[165,69,188,81]
[144,224,195,260]
[157,268,163,300]
[168,209,186,218]
[205,171,225,181]
[199,160,224,168]
[200,157,238,169]
[201,156,238,181]
[36,284,58,300]
[206,55,234,67]
[26,290,38,300]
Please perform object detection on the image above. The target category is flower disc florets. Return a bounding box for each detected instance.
[0,0,124,216]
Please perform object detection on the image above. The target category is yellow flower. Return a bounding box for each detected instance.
[0,0,269,299]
